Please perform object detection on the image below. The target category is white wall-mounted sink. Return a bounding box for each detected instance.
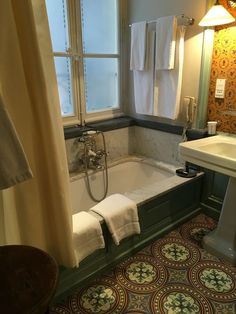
[179,134,236,177]
[179,134,236,265]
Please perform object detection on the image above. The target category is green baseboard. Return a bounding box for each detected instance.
[200,203,221,220]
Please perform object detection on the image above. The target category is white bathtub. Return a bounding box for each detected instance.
[69,157,191,214]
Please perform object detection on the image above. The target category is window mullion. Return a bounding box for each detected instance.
[70,0,86,125]
[63,0,82,124]
[83,54,120,59]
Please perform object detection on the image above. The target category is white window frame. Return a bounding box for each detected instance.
[50,0,127,127]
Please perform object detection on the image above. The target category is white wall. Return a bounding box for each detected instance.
[127,0,207,124]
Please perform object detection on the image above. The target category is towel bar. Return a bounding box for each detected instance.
[129,14,194,27]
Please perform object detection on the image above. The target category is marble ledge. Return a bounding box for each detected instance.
[125,171,203,206]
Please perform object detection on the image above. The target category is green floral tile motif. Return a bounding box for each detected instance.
[168,269,188,284]
[161,243,190,261]
[152,237,200,269]
[214,302,236,314]
[179,220,216,246]
[189,261,236,302]
[190,227,210,242]
[127,293,151,313]
[200,268,233,293]
[163,292,200,314]
[151,284,213,313]
[116,254,167,293]
[126,262,156,284]
[81,285,115,313]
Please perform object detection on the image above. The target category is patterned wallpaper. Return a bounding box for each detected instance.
[207,0,236,132]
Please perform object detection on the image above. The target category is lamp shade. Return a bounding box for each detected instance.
[199,4,235,26]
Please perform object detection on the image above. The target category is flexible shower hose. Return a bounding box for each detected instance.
[83,131,109,202]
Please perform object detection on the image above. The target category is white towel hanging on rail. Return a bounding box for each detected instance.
[130,21,147,71]
[133,30,156,115]
[155,16,177,70]
[154,26,186,119]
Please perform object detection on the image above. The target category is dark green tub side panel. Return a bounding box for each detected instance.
[200,168,229,220]
[55,176,203,302]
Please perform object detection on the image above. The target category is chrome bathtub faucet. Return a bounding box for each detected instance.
[78,132,107,170]
[86,149,104,170]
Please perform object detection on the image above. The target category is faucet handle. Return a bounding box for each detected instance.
[88,149,97,157]
[96,149,108,157]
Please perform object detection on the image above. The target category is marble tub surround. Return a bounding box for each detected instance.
[65,138,84,173]
[65,127,135,173]
[97,127,135,163]
[133,126,183,166]
[65,126,183,174]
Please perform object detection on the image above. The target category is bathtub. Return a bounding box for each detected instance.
[70,156,193,214]
[57,156,203,301]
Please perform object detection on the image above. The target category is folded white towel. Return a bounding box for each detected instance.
[0,93,33,189]
[154,26,186,119]
[133,31,156,115]
[130,21,147,71]
[155,16,177,70]
[90,194,140,245]
[73,211,105,266]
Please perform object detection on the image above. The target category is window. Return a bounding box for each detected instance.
[45,0,124,125]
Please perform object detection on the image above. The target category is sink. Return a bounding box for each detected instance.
[179,134,236,265]
[179,134,236,177]
[200,142,236,158]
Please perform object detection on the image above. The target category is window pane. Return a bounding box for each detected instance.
[84,58,119,112]
[54,57,74,117]
[81,0,118,54]
[45,0,69,52]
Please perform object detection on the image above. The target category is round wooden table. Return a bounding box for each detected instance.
[0,245,59,314]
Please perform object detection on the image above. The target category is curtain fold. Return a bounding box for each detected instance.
[0,0,76,267]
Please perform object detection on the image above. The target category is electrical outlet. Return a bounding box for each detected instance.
[215,79,226,99]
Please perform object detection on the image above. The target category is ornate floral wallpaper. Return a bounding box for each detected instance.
[207,0,236,132]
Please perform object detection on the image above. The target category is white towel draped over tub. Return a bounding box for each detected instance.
[73,211,105,266]
[90,194,140,245]
[0,93,33,189]
[154,26,186,119]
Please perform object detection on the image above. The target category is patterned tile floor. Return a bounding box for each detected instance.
[49,214,236,313]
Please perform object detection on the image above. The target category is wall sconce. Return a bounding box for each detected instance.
[228,0,236,8]
[199,0,235,26]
